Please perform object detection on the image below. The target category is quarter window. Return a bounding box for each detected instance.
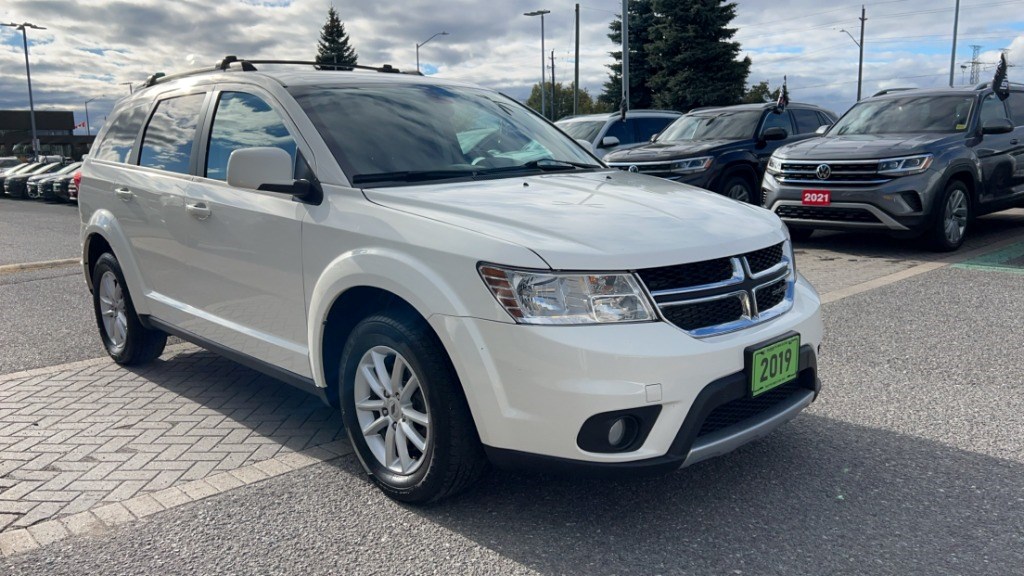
[205,92,297,181]
[138,94,206,174]
[92,104,148,163]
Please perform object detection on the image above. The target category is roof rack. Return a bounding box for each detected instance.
[871,88,916,97]
[142,55,411,88]
[972,80,1024,90]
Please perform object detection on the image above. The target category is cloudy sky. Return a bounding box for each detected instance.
[2,0,1023,136]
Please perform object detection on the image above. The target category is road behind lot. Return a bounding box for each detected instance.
[1,198,1023,574]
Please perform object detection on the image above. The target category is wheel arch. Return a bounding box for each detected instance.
[81,210,150,315]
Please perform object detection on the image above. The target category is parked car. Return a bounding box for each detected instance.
[555,110,682,159]
[0,157,23,174]
[31,162,81,200]
[80,56,823,503]
[47,172,76,202]
[604,102,838,204]
[3,161,62,198]
[0,161,39,189]
[763,83,1024,250]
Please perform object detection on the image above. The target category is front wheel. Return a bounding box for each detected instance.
[928,180,970,252]
[720,174,755,204]
[91,253,167,365]
[339,312,487,504]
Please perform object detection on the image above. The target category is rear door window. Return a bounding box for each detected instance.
[138,94,206,174]
[635,117,676,142]
[980,94,1010,125]
[1006,92,1024,126]
[604,120,633,144]
[204,92,297,181]
[93,104,149,163]
[792,109,824,134]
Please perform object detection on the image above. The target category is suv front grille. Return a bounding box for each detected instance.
[776,160,890,186]
[637,242,793,337]
[776,205,880,223]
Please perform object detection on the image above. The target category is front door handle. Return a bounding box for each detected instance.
[185,201,212,220]
[1011,139,1019,145]
[114,187,134,202]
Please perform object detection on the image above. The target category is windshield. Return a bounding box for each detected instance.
[556,120,605,142]
[658,110,762,142]
[289,83,601,187]
[831,95,976,135]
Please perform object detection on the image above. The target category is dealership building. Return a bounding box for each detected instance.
[0,110,94,160]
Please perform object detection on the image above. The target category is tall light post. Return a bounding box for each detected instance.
[524,10,550,119]
[84,96,106,137]
[839,6,866,101]
[416,31,449,74]
[120,82,134,94]
[2,21,46,159]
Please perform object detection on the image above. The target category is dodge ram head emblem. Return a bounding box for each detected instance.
[816,164,831,180]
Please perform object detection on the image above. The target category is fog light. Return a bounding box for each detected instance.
[608,418,627,446]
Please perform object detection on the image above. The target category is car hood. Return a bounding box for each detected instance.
[778,133,957,159]
[605,140,735,163]
[363,171,784,270]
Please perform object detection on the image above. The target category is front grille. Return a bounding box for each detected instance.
[746,243,783,274]
[756,278,788,312]
[776,161,888,186]
[661,296,745,331]
[610,163,674,175]
[697,381,805,437]
[638,242,792,336]
[637,258,734,292]
[776,205,880,223]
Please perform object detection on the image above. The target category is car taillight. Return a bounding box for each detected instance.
[73,170,82,189]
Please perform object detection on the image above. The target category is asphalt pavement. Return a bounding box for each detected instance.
[0,197,80,266]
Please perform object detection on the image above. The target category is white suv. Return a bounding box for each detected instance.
[80,57,824,503]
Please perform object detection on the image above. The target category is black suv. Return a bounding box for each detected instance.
[604,102,837,203]
[763,84,1024,250]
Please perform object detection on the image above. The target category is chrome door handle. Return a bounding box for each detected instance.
[114,187,134,201]
[185,201,212,220]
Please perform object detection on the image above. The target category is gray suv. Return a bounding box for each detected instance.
[762,84,1024,250]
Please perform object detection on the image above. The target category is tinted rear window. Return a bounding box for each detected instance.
[93,104,149,163]
[138,94,206,174]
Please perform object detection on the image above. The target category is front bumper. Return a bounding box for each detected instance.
[430,275,823,470]
[761,170,941,233]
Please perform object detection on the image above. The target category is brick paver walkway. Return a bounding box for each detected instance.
[0,346,346,536]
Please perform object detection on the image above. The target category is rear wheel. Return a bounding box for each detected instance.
[928,180,970,252]
[91,253,167,365]
[339,312,487,504]
[720,174,755,204]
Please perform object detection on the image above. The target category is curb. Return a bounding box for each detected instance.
[0,258,79,276]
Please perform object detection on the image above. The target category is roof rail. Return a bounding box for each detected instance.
[871,88,916,97]
[142,55,411,89]
[972,80,1024,90]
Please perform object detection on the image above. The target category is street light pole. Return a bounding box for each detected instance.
[3,21,46,159]
[120,82,134,94]
[524,10,550,119]
[84,96,104,137]
[839,7,866,101]
[416,31,449,74]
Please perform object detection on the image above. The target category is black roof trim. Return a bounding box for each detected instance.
[142,55,412,89]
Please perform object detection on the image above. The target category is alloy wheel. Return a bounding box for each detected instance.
[98,270,128,353]
[943,188,968,245]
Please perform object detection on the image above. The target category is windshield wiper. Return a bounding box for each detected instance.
[477,159,603,175]
[351,170,474,185]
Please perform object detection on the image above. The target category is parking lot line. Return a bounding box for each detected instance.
[0,258,79,276]
[819,236,1024,304]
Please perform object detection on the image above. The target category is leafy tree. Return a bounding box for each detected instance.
[527,83,599,120]
[598,0,659,110]
[315,6,358,68]
[742,80,781,104]
[649,0,751,111]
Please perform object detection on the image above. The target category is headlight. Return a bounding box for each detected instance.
[766,155,783,175]
[877,154,933,176]
[670,156,713,174]
[479,264,655,325]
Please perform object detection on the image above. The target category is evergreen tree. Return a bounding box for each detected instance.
[598,0,658,110]
[648,0,750,111]
[315,6,358,68]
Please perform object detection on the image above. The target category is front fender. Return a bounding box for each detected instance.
[83,209,151,315]
[306,247,511,389]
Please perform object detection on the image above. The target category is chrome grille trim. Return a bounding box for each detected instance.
[649,258,745,298]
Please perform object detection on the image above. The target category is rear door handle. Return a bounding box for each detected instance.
[185,201,212,220]
[114,187,134,201]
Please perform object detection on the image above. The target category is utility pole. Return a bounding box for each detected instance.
[524,10,551,119]
[949,0,960,87]
[550,50,557,120]
[621,0,629,113]
[574,3,580,117]
[857,6,866,102]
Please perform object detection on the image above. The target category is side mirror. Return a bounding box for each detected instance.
[814,124,831,135]
[761,127,788,141]
[575,138,595,153]
[227,147,313,200]
[650,134,659,143]
[600,135,621,148]
[981,118,1014,135]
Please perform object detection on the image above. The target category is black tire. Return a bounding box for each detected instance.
[927,180,971,252]
[719,173,756,204]
[787,226,815,242]
[91,253,167,365]
[339,311,487,504]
